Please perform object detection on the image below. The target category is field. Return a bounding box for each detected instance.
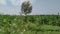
[0,15,60,34]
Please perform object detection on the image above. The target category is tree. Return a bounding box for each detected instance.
[21,1,32,34]
[21,1,32,16]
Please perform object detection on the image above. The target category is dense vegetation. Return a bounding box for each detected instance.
[0,15,60,34]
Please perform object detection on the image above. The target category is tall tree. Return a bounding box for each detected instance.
[21,1,32,16]
[21,1,32,34]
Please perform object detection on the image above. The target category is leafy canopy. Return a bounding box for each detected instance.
[21,1,32,15]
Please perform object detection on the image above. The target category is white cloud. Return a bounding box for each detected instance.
[0,7,20,15]
[0,0,33,6]
[10,0,20,6]
[10,0,32,6]
[0,0,7,5]
[20,0,29,3]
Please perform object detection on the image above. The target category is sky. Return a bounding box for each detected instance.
[0,0,60,15]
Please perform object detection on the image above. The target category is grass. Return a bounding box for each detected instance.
[0,15,60,34]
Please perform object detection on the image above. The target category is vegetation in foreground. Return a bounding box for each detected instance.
[0,15,60,34]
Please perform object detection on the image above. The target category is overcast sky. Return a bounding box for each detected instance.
[0,0,60,15]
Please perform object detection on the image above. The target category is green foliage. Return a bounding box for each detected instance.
[26,16,35,23]
[0,15,60,34]
[21,1,32,15]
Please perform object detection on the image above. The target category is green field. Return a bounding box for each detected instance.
[0,15,60,34]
